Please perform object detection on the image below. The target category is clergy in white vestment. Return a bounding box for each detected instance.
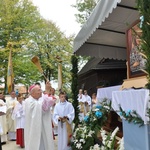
[77,89,86,121]
[53,91,75,150]
[0,124,2,150]
[83,90,92,112]
[12,93,25,148]
[91,93,98,110]
[0,99,7,143]
[24,84,55,150]
[50,88,59,136]
[6,91,18,140]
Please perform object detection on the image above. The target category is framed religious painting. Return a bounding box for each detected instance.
[126,20,146,78]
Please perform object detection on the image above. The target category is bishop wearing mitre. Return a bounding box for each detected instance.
[24,82,55,150]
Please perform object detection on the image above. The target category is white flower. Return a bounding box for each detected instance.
[118,137,124,150]
[100,146,105,150]
[79,139,85,144]
[110,127,119,140]
[74,139,78,143]
[81,133,85,139]
[76,143,82,149]
[94,108,99,111]
[100,129,107,144]
[93,117,97,121]
[103,105,111,110]
[93,144,100,149]
[107,141,112,148]
[86,130,94,137]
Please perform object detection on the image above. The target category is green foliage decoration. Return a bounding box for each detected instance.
[118,106,144,126]
[71,99,111,150]
[71,54,80,129]
[136,0,150,88]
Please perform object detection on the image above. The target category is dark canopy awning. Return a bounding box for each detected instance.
[73,0,140,60]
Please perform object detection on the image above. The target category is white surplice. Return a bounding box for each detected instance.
[77,94,86,121]
[84,94,92,112]
[6,97,18,140]
[0,99,7,142]
[24,95,54,150]
[53,101,75,150]
[12,101,25,129]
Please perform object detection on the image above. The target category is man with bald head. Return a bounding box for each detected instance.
[24,83,55,150]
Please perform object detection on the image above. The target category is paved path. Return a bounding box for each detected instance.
[2,136,58,150]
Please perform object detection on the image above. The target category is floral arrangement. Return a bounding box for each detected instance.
[89,127,124,150]
[71,125,95,150]
[71,125,124,150]
[118,106,144,126]
[71,99,124,150]
[83,99,111,133]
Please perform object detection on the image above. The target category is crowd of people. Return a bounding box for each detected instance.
[0,82,98,150]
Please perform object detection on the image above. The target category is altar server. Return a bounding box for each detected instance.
[12,93,25,148]
[6,91,18,140]
[77,89,86,121]
[53,91,75,150]
[50,88,59,136]
[83,90,92,112]
[24,84,55,150]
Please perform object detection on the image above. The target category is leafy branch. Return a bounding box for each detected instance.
[118,106,144,126]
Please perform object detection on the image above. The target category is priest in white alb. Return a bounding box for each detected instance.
[24,84,55,150]
[6,91,18,140]
[77,89,86,121]
[53,91,75,150]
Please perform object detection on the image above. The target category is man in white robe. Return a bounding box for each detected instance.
[0,98,7,144]
[6,91,18,140]
[77,89,86,121]
[53,91,75,150]
[83,90,92,112]
[50,88,59,136]
[24,84,55,150]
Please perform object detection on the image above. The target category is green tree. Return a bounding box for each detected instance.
[72,0,100,25]
[0,0,73,94]
[0,0,44,93]
[33,19,74,91]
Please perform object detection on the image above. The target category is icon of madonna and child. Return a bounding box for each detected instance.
[128,23,147,77]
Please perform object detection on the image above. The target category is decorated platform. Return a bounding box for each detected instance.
[112,89,150,150]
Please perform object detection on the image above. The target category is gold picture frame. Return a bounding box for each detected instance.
[126,20,146,78]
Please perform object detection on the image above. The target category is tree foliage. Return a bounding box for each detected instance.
[0,0,73,93]
[72,0,100,25]
[0,0,44,90]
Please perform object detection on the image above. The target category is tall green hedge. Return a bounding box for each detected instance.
[71,54,80,128]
